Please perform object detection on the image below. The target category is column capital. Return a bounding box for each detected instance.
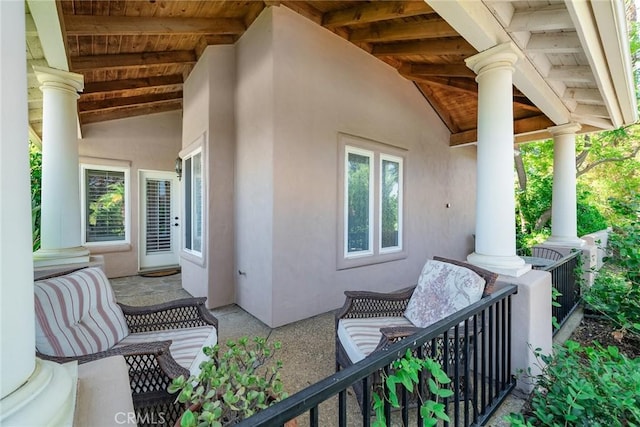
[33,65,84,93]
[465,42,522,77]
[547,122,582,136]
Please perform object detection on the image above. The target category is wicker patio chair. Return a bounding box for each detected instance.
[335,256,498,413]
[532,246,564,261]
[34,266,219,425]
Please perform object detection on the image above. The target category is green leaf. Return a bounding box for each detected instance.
[435,388,454,398]
[180,410,196,427]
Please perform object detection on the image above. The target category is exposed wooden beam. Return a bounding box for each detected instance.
[80,101,182,124]
[526,32,582,53]
[71,51,197,72]
[79,91,183,113]
[512,96,542,112]
[83,75,183,95]
[400,63,475,78]
[194,35,238,58]
[405,75,477,94]
[350,19,457,43]
[64,15,245,36]
[450,115,555,146]
[280,1,323,25]
[547,66,595,83]
[244,2,267,28]
[415,83,459,132]
[507,7,573,32]
[323,1,434,28]
[372,37,476,57]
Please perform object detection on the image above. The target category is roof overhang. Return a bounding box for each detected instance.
[428,0,637,141]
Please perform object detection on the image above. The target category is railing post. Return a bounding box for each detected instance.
[497,271,552,394]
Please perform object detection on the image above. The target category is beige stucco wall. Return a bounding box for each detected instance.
[235,6,478,327]
[235,11,276,325]
[78,110,182,278]
[181,45,236,308]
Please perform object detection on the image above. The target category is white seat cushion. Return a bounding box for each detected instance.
[404,260,485,328]
[337,316,413,363]
[115,325,217,376]
[34,267,129,357]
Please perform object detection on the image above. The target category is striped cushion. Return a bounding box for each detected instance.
[115,326,217,376]
[34,267,129,357]
[337,316,413,363]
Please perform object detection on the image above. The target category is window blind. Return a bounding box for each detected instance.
[85,169,126,242]
[145,179,172,253]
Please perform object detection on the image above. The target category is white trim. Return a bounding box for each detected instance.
[344,145,374,259]
[179,133,207,265]
[337,133,407,270]
[26,0,69,71]
[80,163,131,247]
[565,0,622,128]
[79,156,131,168]
[427,0,571,125]
[378,153,403,255]
[138,170,181,271]
[589,0,637,125]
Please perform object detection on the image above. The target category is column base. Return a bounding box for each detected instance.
[33,246,90,268]
[0,358,77,426]
[467,252,532,277]
[543,236,586,247]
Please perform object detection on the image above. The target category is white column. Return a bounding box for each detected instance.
[545,123,585,247]
[0,2,77,425]
[465,42,531,277]
[33,66,90,267]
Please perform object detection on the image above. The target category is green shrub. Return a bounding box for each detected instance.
[583,270,640,337]
[373,349,452,427]
[506,341,640,426]
[606,220,640,284]
[169,337,288,427]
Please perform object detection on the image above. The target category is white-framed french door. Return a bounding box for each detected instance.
[139,170,180,270]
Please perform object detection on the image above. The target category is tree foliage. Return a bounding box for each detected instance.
[30,142,42,251]
[515,127,639,250]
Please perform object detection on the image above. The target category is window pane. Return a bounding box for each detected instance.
[192,152,202,253]
[381,159,400,249]
[146,179,171,253]
[347,152,370,253]
[184,158,192,250]
[86,169,125,242]
[184,152,203,255]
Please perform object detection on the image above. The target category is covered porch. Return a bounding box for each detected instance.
[1,0,636,425]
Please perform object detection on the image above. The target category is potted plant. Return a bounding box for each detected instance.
[169,336,295,427]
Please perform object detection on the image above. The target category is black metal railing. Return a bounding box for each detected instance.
[542,251,581,335]
[238,284,518,427]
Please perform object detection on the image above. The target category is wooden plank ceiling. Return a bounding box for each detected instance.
[56,0,554,146]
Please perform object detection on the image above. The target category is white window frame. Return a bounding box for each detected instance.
[80,163,131,247]
[379,154,403,254]
[337,134,407,270]
[180,134,206,264]
[344,146,374,259]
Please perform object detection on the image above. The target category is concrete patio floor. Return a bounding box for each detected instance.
[111,273,526,426]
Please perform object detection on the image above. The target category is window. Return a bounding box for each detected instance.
[345,147,374,256]
[182,148,203,256]
[81,165,130,245]
[380,154,402,252]
[339,134,406,269]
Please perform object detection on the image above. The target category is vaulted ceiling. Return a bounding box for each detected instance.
[26,1,635,146]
